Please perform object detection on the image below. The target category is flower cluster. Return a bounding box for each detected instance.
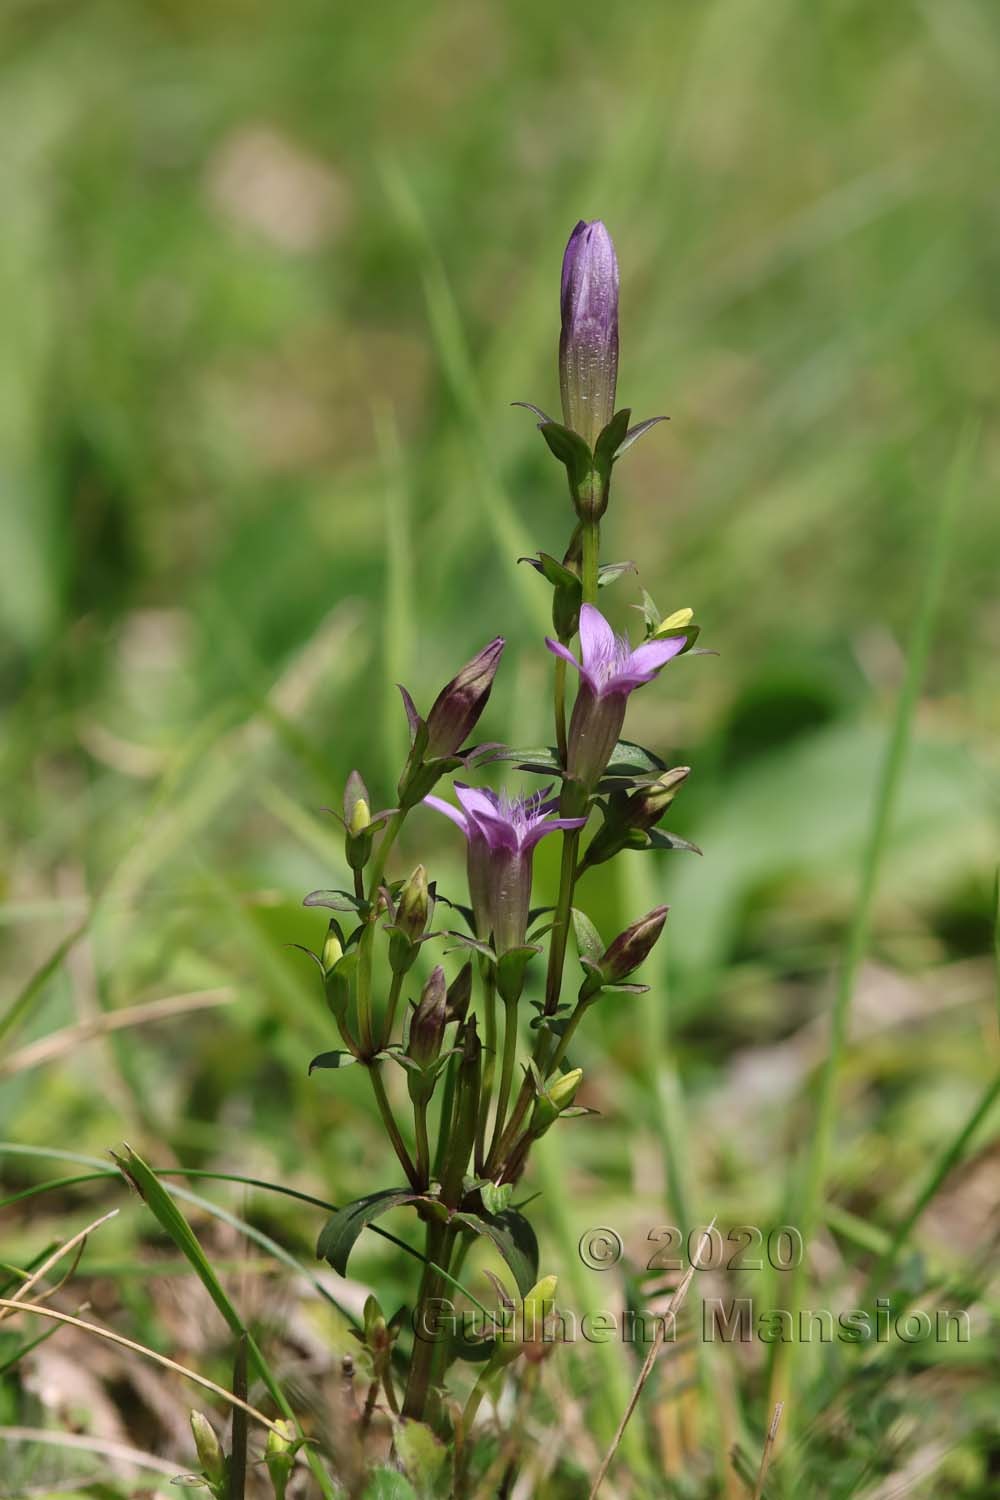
[295,218,706,1460]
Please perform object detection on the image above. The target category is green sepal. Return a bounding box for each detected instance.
[592,407,632,485]
[537,420,594,491]
[613,414,668,461]
[496,944,540,1004]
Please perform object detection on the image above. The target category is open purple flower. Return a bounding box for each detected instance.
[560,220,619,449]
[546,604,687,787]
[424,784,585,953]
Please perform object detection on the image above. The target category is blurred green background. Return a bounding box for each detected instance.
[2,0,998,1494]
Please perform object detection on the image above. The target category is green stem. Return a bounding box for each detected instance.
[492,825,581,1167]
[553,654,568,764]
[433,1056,458,1178]
[476,963,497,1174]
[581,520,600,605]
[356,923,375,1054]
[414,1098,431,1189]
[486,996,519,1172]
[367,809,406,899]
[380,971,404,1050]
[367,1063,419,1190]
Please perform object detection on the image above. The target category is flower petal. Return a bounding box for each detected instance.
[521,815,587,851]
[624,637,687,679]
[545,637,581,673]
[454,783,501,822]
[423,795,469,837]
[578,604,616,674]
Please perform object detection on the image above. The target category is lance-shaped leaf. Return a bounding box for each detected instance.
[592,407,632,484]
[317,1188,423,1275]
[308,1050,359,1074]
[303,890,366,914]
[451,1207,539,1296]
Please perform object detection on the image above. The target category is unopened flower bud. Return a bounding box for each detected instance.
[424,637,505,759]
[599,906,669,983]
[407,965,448,1069]
[584,768,691,868]
[389,865,430,975]
[559,220,619,450]
[445,961,473,1025]
[190,1410,226,1489]
[530,1067,583,1137]
[264,1419,296,1500]
[344,770,374,871]
[321,920,344,974]
[396,865,429,941]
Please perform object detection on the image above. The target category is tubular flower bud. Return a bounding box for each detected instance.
[445,961,473,1025]
[599,906,669,983]
[320,920,344,974]
[344,770,373,871]
[407,965,448,1069]
[424,637,505,759]
[546,605,686,788]
[389,864,430,975]
[559,220,619,450]
[584,767,691,868]
[264,1420,296,1500]
[529,1067,583,1138]
[424,784,585,952]
[190,1411,226,1491]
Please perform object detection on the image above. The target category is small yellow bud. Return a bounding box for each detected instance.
[348,798,371,837]
[654,606,694,636]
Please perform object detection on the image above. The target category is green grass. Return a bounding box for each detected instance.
[2,1,999,1495]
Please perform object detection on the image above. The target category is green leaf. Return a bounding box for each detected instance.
[519,551,580,591]
[303,889,364,913]
[480,1181,512,1216]
[362,1470,419,1500]
[598,560,637,588]
[316,1188,420,1275]
[647,829,702,856]
[571,908,605,962]
[453,1208,539,1296]
[394,1420,448,1498]
[479,744,562,772]
[112,1148,337,1499]
[599,741,668,780]
[308,1050,358,1073]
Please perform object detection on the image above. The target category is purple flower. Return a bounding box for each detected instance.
[546,604,686,787]
[559,220,619,449]
[424,784,585,953]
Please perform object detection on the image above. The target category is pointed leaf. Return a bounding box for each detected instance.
[593,407,632,480]
[538,421,594,488]
[647,829,703,855]
[511,400,555,426]
[317,1188,421,1275]
[308,1051,358,1074]
[452,1209,539,1296]
[597,560,637,588]
[571,908,605,962]
[303,890,364,913]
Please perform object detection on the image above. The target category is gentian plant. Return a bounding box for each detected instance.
[298,220,705,1489]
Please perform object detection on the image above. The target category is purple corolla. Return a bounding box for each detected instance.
[424,784,585,953]
[559,220,620,449]
[546,604,687,787]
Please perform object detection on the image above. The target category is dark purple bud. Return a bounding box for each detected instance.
[445,960,473,1025]
[599,906,669,983]
[407,965,448,1069]
[425,637,505,759]
[559,220,619,449]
